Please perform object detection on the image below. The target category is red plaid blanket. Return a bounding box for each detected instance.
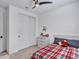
[31,44,79,59]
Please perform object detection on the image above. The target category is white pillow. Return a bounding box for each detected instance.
[59,42,62,45]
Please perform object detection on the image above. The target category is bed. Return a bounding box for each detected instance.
[31,37,79,59]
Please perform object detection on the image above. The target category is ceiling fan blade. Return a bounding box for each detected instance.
[39,1,53,5]
[32,0,53,9]
[32,5,36,9]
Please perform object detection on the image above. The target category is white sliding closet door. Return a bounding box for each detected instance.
[0,9,4,53]
[17,14,36,50]
[27,16,36,45]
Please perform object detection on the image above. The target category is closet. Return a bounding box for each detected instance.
[17,14,36,51]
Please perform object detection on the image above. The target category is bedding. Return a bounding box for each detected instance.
[31,44,79,59]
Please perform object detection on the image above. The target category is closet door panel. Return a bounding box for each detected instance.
[17,14,25,50]
[23,15,30,47]
[28,17,36,45]
[0,9,4,53]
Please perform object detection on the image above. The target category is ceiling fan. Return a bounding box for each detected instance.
[32,0,53,9]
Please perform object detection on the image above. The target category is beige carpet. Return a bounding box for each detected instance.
[0,51,9,59]
[10,45,39,59]
[0,45,39,59]
[0,55,9,59]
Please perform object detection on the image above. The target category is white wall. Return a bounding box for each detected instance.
[38,1,79,39]
[7,5,38,54]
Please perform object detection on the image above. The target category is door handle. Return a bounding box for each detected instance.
[0,36,3,38]
[18,35,21,38]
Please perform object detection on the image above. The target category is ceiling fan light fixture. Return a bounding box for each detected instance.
[36,3,39,7]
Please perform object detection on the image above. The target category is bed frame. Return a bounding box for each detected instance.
[54,37,79,48]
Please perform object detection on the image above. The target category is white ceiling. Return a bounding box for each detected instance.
[0,0,78,15]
